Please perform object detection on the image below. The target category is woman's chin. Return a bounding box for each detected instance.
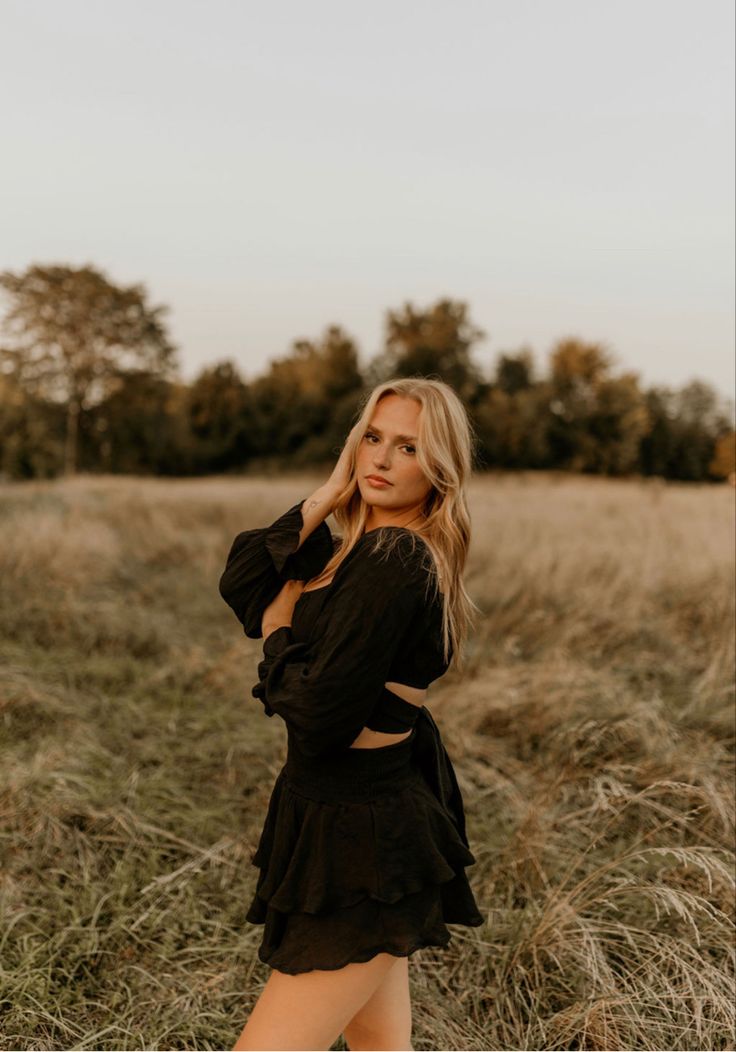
[359,487,390,505]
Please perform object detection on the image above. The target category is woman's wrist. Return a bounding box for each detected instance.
[320,478,344,504]
[310,480,342,511]
[298,483,341,546]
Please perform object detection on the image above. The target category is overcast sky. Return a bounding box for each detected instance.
[2,0,734,401]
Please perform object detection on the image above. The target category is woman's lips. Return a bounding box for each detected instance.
[366,476,391,487]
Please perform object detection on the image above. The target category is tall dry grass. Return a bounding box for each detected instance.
[1,472,733,1051]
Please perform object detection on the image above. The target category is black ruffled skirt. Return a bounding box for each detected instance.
[244,710,484,974]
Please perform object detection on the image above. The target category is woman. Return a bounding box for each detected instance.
[219,377,484,1051]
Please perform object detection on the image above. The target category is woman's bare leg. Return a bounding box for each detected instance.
[342,956,413,1051]
[231,952,401,1051]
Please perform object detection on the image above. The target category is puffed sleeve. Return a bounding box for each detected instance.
[250,532,425,759]
[218,499,335,639]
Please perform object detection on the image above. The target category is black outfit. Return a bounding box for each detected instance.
[219,499,483,974]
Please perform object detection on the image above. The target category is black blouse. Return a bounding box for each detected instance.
[219,499,453,760]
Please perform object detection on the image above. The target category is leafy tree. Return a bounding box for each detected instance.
[0,373,63,479]
[87,370,191,476]
[638,387,679,477]
[669,380,733,480]
[550,338,614,391]
[639,381,733,481]
[368,298,486,404]
[247,325,364,467]
[184,360,254,472]
[709,430,736,481]
[0,263,177,475]
[584,375,650,474]
[474,383,553,470]
[545,337,649,474]
[495,348,535,395]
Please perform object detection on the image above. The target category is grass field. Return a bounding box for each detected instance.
[1,472,734,1051]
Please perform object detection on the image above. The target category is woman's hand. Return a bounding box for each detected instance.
[262,579,305,639]
[326,421,364,495]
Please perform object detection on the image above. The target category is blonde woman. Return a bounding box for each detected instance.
[219,378,484,1051]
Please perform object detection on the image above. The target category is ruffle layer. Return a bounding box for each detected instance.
[263,501,335,579]
[245,769,483,922]
[251,881,454,974]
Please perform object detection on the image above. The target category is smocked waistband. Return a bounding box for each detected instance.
[283,725,419,802]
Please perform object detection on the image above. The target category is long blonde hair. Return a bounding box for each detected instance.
[308,377,481,673]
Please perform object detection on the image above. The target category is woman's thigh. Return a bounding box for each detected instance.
[232,952,401,1051]
[342,955,411,1049]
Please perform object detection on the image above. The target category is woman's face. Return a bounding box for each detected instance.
[354,394,433,525]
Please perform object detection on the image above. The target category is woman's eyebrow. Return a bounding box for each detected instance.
[366,426,417,442]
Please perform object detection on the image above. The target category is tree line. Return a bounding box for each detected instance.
[0,263,733,483]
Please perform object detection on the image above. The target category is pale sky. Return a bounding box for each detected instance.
[2,0,734,401]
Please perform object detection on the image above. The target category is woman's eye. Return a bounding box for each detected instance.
[365,433,415,454]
